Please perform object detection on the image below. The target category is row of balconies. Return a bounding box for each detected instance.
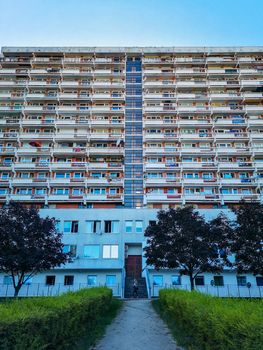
[143,119,263,126]
[143,105,263,113]
[0,57,126,64]
[0,105,125,113]
[0,80,125,88]
[0,92,125,100]
[0,193,123,202]
[142,56,263,63]
[0,68,125,76]
[143,92,263,100]
[143,80,263,87]
[143,68,263,75]
[0,161,124,170]
[144,161,262,170]
[144,178,260,186]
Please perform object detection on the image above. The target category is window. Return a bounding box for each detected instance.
[135,220,143,233]
[64,275,74,286]
[87,275,97,286]
[195,276,205,286]
[84,245,100,258]
[106,275,116,286]
[104,220,119,233]
[55,220,61,231]
[125,220,133,233]
[171,275,181,286]
[63,220,78,233]
[63,245,77,257]
[237,276,247,287]
[214,276,224,286]
[153,275,163,286]
[46,275,56,286]
[256,277,263,286]
[103,245,118,259]
[86,220,101,233]
[3,275,12,285]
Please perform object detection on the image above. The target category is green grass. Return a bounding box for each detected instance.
[75,298,123,350]
[0,287,117,350]
[154,289,263,350]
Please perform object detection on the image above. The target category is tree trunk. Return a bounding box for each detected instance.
[189,275,195,291]
[14,285,21,298]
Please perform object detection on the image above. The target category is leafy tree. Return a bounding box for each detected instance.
[144,207,230,290]
[0,202,69,297]
[231,201,263,276]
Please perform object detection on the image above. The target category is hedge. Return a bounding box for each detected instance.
[159,289,263,350]
[0,287,112,350]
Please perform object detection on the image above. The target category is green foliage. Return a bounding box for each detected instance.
[0,287,112,350]
[158,289,263,350]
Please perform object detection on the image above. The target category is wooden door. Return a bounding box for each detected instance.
[125,255,142,279]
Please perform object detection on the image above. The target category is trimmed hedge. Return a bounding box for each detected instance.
[159,289,263,350]
[0,287,112,350]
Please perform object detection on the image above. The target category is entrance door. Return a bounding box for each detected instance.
[125,255,142,279]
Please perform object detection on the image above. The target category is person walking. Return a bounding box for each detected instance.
[133,278,138,298]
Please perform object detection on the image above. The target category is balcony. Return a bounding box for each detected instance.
[145,193,182,202]
[184,194,220,201]
[221,194,259,202]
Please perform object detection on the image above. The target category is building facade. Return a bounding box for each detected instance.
[0,47,263,297]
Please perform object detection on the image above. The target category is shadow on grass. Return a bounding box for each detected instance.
[152,299,200,350]
[74,298,123,350]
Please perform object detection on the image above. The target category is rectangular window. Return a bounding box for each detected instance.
[63,221,78,233]
[237,276,247,287]
[86,220,101,233]
[3,275,12,285]
[46,275,56,286]
[153,275,163,286]
[135,220,143,233]
[63,245,77,257]
[87,275,97,286]
[214,276,224,286]
[125,220,133,233]
[84,245,100,258]
[104,220,119,233]
[106,275,116,286]
[256,277,263,286]
[103,245,118,259]
[195,276,205,286]
[64,275,74,286]
[171,275,181,286]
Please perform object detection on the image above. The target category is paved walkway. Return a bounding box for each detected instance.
[92,299,182,350]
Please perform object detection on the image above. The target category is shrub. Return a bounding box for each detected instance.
[0,287,112,350]
[159,289,263,350]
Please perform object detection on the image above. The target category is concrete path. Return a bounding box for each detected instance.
[92,299,182,350]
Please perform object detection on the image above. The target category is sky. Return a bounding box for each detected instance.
[0,0,263,48]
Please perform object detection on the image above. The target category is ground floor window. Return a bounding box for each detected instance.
[171,275,181,285]
[3,275,12,285]
[153,275,163,286]
[87,275,97,286]
[106,275,116,286]
[256,276,263,286]
[46,275,56,286]
[195,276,205,286]
[213,276,224,286]
[64,275,74,286]
[236,276,247,286]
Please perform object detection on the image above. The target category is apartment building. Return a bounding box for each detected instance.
[0,47,263,297]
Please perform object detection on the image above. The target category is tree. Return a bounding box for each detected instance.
[0,202,69,297]
[231,201,263,276]
[144,207,230,290]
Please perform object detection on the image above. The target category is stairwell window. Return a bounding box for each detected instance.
[125,220,133,233]
[103,245,118,259]
[63,220,79,233]
[135,221,143,233]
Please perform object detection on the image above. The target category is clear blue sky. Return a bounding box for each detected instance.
[0,0,263,47]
